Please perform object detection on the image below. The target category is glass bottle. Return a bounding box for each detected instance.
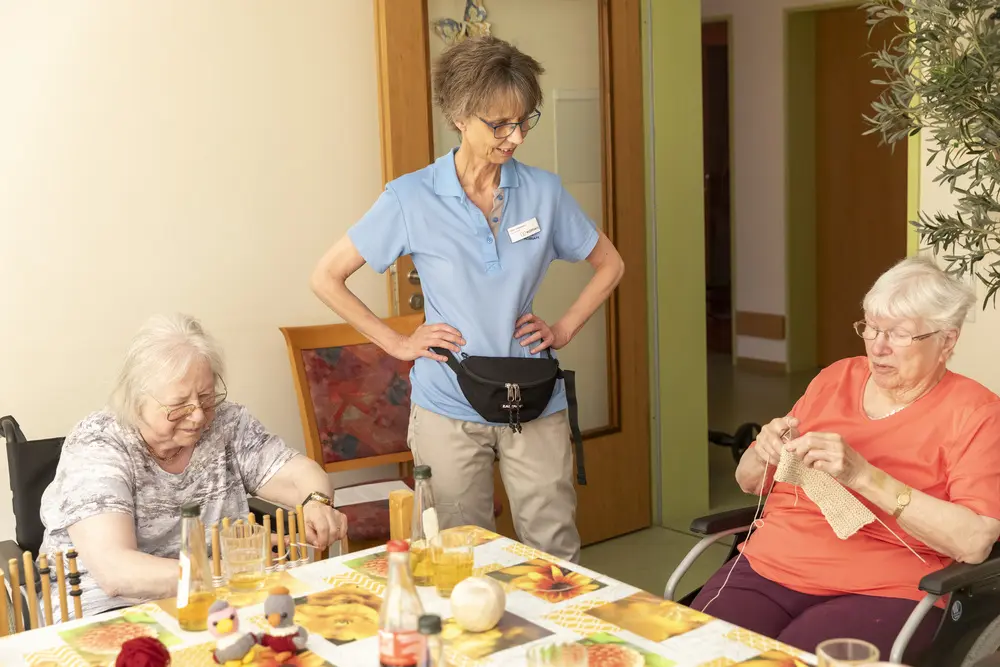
[379,540,426,667]
[410,465,438,587]
[176,502,217,631]
[418,614,446,667]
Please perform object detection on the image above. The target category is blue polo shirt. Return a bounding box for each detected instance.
[348,148,599,423]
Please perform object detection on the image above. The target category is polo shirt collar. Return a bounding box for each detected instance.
[433,147,520,197]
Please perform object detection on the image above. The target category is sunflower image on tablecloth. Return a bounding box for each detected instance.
[732,651,810,667]
[486,558,606,603]
[291,584,383,645]
[170,642,336,667]
[577,632,676,666]
[441,610,552,660]
[585,592,713,643]
[56,610,181,665]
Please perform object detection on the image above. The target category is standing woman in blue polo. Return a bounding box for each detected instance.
[310,36,624,563]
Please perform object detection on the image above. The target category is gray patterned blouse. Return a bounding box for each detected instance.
[37,402,296,619]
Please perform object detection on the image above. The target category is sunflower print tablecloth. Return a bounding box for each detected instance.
[0,527,816,667]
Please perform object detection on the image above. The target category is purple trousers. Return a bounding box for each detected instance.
[690,558,943,663]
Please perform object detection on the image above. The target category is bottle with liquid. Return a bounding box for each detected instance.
[409,465,438,587]
[379,540,426,667]
[176,503,217,631]
[418,614,446,667]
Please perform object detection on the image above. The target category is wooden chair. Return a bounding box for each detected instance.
[280,315,503,552]
[280,314,422,552]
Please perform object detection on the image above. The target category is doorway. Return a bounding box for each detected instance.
[702,21,732,357]
[813,5,908,365]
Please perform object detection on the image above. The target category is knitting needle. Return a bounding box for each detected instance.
[247,512,256,526]
[23,552,38,630]
[288,513,299,563]
[66,549,83,620]
[222,517,231,531]
[263,514,273,568]
[54,552,68,622]
[276,508,286,566]
[8,559,22,632]
[211,523,222,579]
[39,554,53,627]
[0,572,8,637]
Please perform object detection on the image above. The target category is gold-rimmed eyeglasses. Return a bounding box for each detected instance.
[853,321,940,347]
[150,376,228,422]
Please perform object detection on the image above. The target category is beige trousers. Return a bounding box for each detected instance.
[407,404,581,563]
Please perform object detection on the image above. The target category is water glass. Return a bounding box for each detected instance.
[430,529,474,598]
[817,638,879,666]
[526,642,588,667]
[221,522,267,591]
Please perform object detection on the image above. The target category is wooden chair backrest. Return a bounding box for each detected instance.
[280,314,423,473]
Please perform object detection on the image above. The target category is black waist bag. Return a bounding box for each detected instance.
[431,347,586,485]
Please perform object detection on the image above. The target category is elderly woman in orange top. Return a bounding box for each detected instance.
[692,257,1000,661]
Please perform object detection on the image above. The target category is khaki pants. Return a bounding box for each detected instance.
[407,404,581,563]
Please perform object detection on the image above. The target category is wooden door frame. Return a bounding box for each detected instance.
[371,0,649,545]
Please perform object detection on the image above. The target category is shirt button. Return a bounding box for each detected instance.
[498,194,504,201]
[487,237,494,244]
[492,217,498,223]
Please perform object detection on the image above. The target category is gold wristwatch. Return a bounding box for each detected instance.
[892,485,912,519]
[303,491,334,508]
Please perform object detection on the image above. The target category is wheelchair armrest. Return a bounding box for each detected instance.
[247,496,289,528]
[689,506,758,535]
[918,543,1000,596]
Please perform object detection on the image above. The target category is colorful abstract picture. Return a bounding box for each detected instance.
[488,558,606,603]
[344,551,390,582]
[586,592,713,643]
[733,650,811,666]
[301,345,413,465]
[292,585,382,645]
[441,611,552,660]
[57,610,181,665]
[171,642,335,667]
[577,633,675,666]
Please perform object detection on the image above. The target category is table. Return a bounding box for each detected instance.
[0,527,817,666]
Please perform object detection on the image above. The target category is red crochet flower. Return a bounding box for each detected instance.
[115,636,171,667]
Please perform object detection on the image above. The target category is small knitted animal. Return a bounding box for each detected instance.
[260,586,309,661]
[207,600,258,665]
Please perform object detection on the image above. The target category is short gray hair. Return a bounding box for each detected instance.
[109,313,225,427]
[432,36,544,126]
[863,256,975,330]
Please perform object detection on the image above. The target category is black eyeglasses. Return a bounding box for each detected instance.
[477,110,541,139]
[150,375,228,422]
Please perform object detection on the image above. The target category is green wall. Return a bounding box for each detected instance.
[785,12,818,373]
[645,0,710,528]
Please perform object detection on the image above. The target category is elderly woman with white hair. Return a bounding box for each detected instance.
[37,314,347,618]
[691,257,1000,661]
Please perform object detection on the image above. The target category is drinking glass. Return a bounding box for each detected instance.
[221,522,267,592]
[430,529,474,598]
[817,639,879,666]
[526,642,588,667]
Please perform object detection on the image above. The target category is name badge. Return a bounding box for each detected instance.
[507,217,541,243]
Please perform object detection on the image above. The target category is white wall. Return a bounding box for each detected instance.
[701,0,853,364]
[0,2,387,540]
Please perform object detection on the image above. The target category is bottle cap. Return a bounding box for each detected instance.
[418,614,442,635]
[386,540,411,553]
[414,465,432,480]
[181,503,201,518]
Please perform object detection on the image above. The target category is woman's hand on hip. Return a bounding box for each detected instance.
[302,502,348,550]
[393,323,465,362]
[515,313,570,354]
[753,416,798,465]
[784,432,870,489]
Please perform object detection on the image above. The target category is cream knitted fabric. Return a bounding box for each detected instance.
[774,448,875,539]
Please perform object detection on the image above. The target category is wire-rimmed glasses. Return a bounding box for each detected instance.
[852,321,940,347]
[477,110,541,139]
[151,375,228,422]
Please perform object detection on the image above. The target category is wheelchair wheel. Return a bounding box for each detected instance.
[954,612,1000,667]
